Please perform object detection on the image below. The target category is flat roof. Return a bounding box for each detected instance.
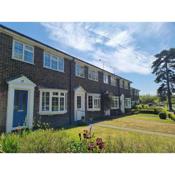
[0,24,132,83]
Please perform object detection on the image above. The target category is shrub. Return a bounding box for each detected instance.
[159,112,167,120]
[167,112,175,121]
[0,144,3,153]
[1,134,19,153]
[134,105,166,114]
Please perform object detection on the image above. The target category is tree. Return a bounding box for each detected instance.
[152,49,175,111]
[140,95,159,105]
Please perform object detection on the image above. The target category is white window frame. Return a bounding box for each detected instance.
[125,98,131,109]
[88,69,98,82]
[87,93,101,111]
[39,88,68,115]
[103,73,109,84]
[75,63,85,78]
[120,79,124,88]
[111,96,119,109]
[43,52,64,72]
[124,81,129,89]
[12,40,34,64]
[111,76,116,86]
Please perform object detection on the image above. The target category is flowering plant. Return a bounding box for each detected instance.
[77,126,105,153]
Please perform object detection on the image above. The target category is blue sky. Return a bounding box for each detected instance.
[1,22,175,95]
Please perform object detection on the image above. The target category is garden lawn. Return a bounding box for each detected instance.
[98,113,175,135]
[1,113,175,153]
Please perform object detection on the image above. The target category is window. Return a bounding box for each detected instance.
[124,81,129,89]
[88,96,93,109]
[12,40,34,64]
[77,96,81,109]
[120,79,124,88]
[87,94,101,111]
[40,89,67,114]
[111,96,119,109]
[103,73,109,84]
[88,69,98,81]
[75,63,85,78]
[44,52,64,72]
[125,98,131,109]
[111,76,116,86]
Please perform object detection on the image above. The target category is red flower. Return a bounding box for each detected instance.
[88,142,96,151]
[96,138,103,145]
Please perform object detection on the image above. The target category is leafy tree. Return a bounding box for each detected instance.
[140,95,159,105]
[152,49,175,111]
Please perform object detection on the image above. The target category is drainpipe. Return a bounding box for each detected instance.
[69,59,72,125]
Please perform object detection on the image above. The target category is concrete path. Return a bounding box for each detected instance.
[96,123,175,138]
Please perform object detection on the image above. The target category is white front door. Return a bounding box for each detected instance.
[6,76,36,132]
[75,93,85,121]
[120,94,125,113]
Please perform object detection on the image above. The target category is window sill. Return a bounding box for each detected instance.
[43,66,65,73]
[39,111,67,115]
[87,109,101,112]
[111,107,119,110]
[88,78,98,82]
[75,75,85,79]
[12,57,35,65]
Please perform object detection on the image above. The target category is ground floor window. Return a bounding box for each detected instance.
[39,89,67,115]
[111,96,119,109]
[87,93,101,111]
[125,98,131,109]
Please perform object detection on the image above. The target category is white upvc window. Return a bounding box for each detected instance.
[111,96,119,109]
[87,93,101,111]
[39,89,67,115]
[75,63,85,78]
[124,81,129,89]
[43,52,64,72]
[103,73,109,84]
[88,69,98,81]
[125,98,131,109]
[120,79,124,88]
[111,76,116,86]
[12,40,34,64]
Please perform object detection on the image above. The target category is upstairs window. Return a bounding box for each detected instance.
[88,69,98,81]
[124,81,129,89]
[120,79,124,88]
[12,40,34,64]
[111,76,116,86]
[75,63,85,78]
[103,73,109,84]
[44,52,64,72]
[111,96,119,109]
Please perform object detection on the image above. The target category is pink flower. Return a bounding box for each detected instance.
[88,142,96,151]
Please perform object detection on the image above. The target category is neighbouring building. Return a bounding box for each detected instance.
[0,25,139,132]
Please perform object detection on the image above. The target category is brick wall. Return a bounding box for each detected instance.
[0,31,133,131]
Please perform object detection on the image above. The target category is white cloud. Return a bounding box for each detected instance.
[41,22,168,75]
[106,30,133,47]
[42,23,96,51]
[91,47,153,75]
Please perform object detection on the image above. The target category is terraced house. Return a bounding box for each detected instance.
[0,25,139,132]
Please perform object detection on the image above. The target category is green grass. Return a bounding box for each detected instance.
[99,113,175,135]
[1,113,175,153]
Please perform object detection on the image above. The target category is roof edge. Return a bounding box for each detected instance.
[0,24,132,83]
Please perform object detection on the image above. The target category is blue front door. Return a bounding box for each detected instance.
[13,90,28,128]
